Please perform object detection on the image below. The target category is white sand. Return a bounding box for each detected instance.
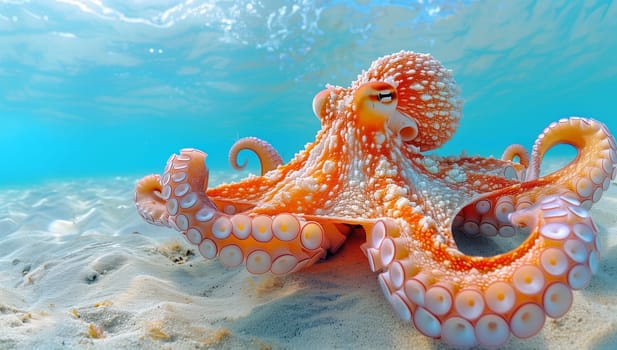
[1,174,616,350]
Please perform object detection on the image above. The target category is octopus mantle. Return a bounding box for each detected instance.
[135,51,617,348]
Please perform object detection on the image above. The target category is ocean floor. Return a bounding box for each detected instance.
[1,171,616,350]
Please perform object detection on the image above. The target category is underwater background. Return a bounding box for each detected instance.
[1,0,616,187]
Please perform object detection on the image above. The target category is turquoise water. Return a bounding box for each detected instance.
[1,0,616,187]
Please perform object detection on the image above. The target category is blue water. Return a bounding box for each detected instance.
[1,0,616,187]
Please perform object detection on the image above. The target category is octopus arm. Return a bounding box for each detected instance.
[207,135,323,205]
[206,176,278,206]
[362,194,604,348]
[526,118,616,199]
[135,149,346,275]
[228,136,283,176]
[451,117,616,240]
[433,155,525,192]
[450,156,525,182]
[502,144,530,168]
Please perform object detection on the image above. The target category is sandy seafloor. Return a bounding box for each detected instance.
[1,168,617,350]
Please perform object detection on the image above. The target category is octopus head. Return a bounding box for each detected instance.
[311,51,462,151]
[351,50,463,151]
[313,51,462,151]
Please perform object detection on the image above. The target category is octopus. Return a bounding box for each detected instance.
[135,51,617,348]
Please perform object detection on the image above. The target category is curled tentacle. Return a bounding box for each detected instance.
[502,144,530,176]
[229,137,283,176]
[138,148,342,274]
[454,118,617,239]
[526,117,617,183]
[135,174,170,227]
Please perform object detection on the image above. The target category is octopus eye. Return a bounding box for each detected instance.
[377,90,394,103]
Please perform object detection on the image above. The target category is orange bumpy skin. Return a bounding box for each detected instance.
[135,51,617,348]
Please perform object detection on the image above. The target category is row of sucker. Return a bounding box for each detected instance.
[452,195,533,238]
[135,174,171,227]
[455,117,617,239]
[148,148,329,274]
[362,194,602,349]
